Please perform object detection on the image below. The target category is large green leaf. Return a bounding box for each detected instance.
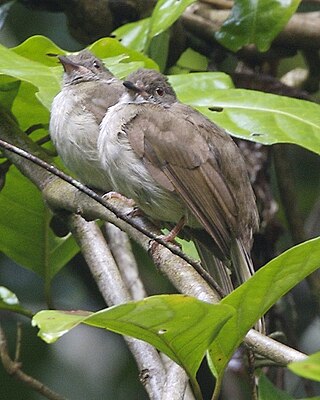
[0,166,79,278]
[33,295,235,399]
[215,0,301,52]
[289,352,320,382]
[0,38,61,110]
[169,75,320,155]
[208,237,320,385]
[89,37,158,72]
[0,35,157,110]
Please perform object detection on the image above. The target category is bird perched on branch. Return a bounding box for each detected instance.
[50,50,124,190]
[98,69,260,296]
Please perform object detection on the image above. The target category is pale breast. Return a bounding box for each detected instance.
[50,87,111,190]
[99,104,193,224]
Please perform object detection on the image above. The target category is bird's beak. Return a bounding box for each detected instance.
[123,80,148,98]
[58,55,88,74]
[123,80,141,93]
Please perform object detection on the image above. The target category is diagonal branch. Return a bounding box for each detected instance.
[0,107,307,368]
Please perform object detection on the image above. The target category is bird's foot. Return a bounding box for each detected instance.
[102,191,136,207]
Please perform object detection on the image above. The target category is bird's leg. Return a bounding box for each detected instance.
[162,216,186,242]
[149,217,186,257]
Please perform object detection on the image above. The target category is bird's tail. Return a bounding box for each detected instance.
[195,238,265,333]
[230,239,265,333]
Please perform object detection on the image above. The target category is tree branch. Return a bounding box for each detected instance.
[104,223,147,300]
[67,215,169,400]
[0,108,307,371]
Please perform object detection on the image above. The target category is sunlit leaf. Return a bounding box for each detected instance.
[33,295,235,399]
[169,74,320,154]
[113,18,150,52]
[148,0,196,43]
[113,0,196,54]
[208,237,320,381]
[174,48,208,72]
[289,352,320,382]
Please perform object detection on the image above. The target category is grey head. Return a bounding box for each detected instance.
[59,49,114,85]
[123,69,177,106]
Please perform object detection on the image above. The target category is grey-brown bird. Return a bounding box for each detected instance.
[50,50,124,190]
[98,69,259,295]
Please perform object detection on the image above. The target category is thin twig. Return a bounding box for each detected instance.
[0,325,68,400]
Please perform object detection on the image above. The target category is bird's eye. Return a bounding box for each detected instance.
[93,61,100,69]
[156,88,164,96]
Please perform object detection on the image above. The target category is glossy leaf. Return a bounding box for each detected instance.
[113,0,196,53]
[289,352,320,382]
[33,295,235,398]
[148,0,196,43]
[0,286,33,318]
[174,48,208,72]
[0,166,79,278]
[0,35,157,110]
[89,37,158,71]
[169,72,234,95]
[113,18,150,52]
[170,78,320,155]
[216,0,301,52]
[208,237,320,380]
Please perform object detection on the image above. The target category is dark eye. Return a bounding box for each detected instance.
[156,87,164,96]
[93,61,100,69]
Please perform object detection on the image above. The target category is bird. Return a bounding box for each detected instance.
[97,68,260,296]
[50,49,124,190]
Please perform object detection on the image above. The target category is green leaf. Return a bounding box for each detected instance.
[169,72,234,98]
[0,286,33,318]
[215,0,301,52]
[208,237,320,380]
[33,295,235,399]
[174,48,208,72]
[0,166,79,278]
[169,78,320,154]
[12,35,64,65]
[148,0,196,44]
[0,77,21,111]
[0,39,61,110]
[289,352,320,382]
[113,18,151,52]
[89,37,158,72]
[113,0,196,53]
[148,30,170,72]
[258,374,294,400]
[0,35,158,111]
